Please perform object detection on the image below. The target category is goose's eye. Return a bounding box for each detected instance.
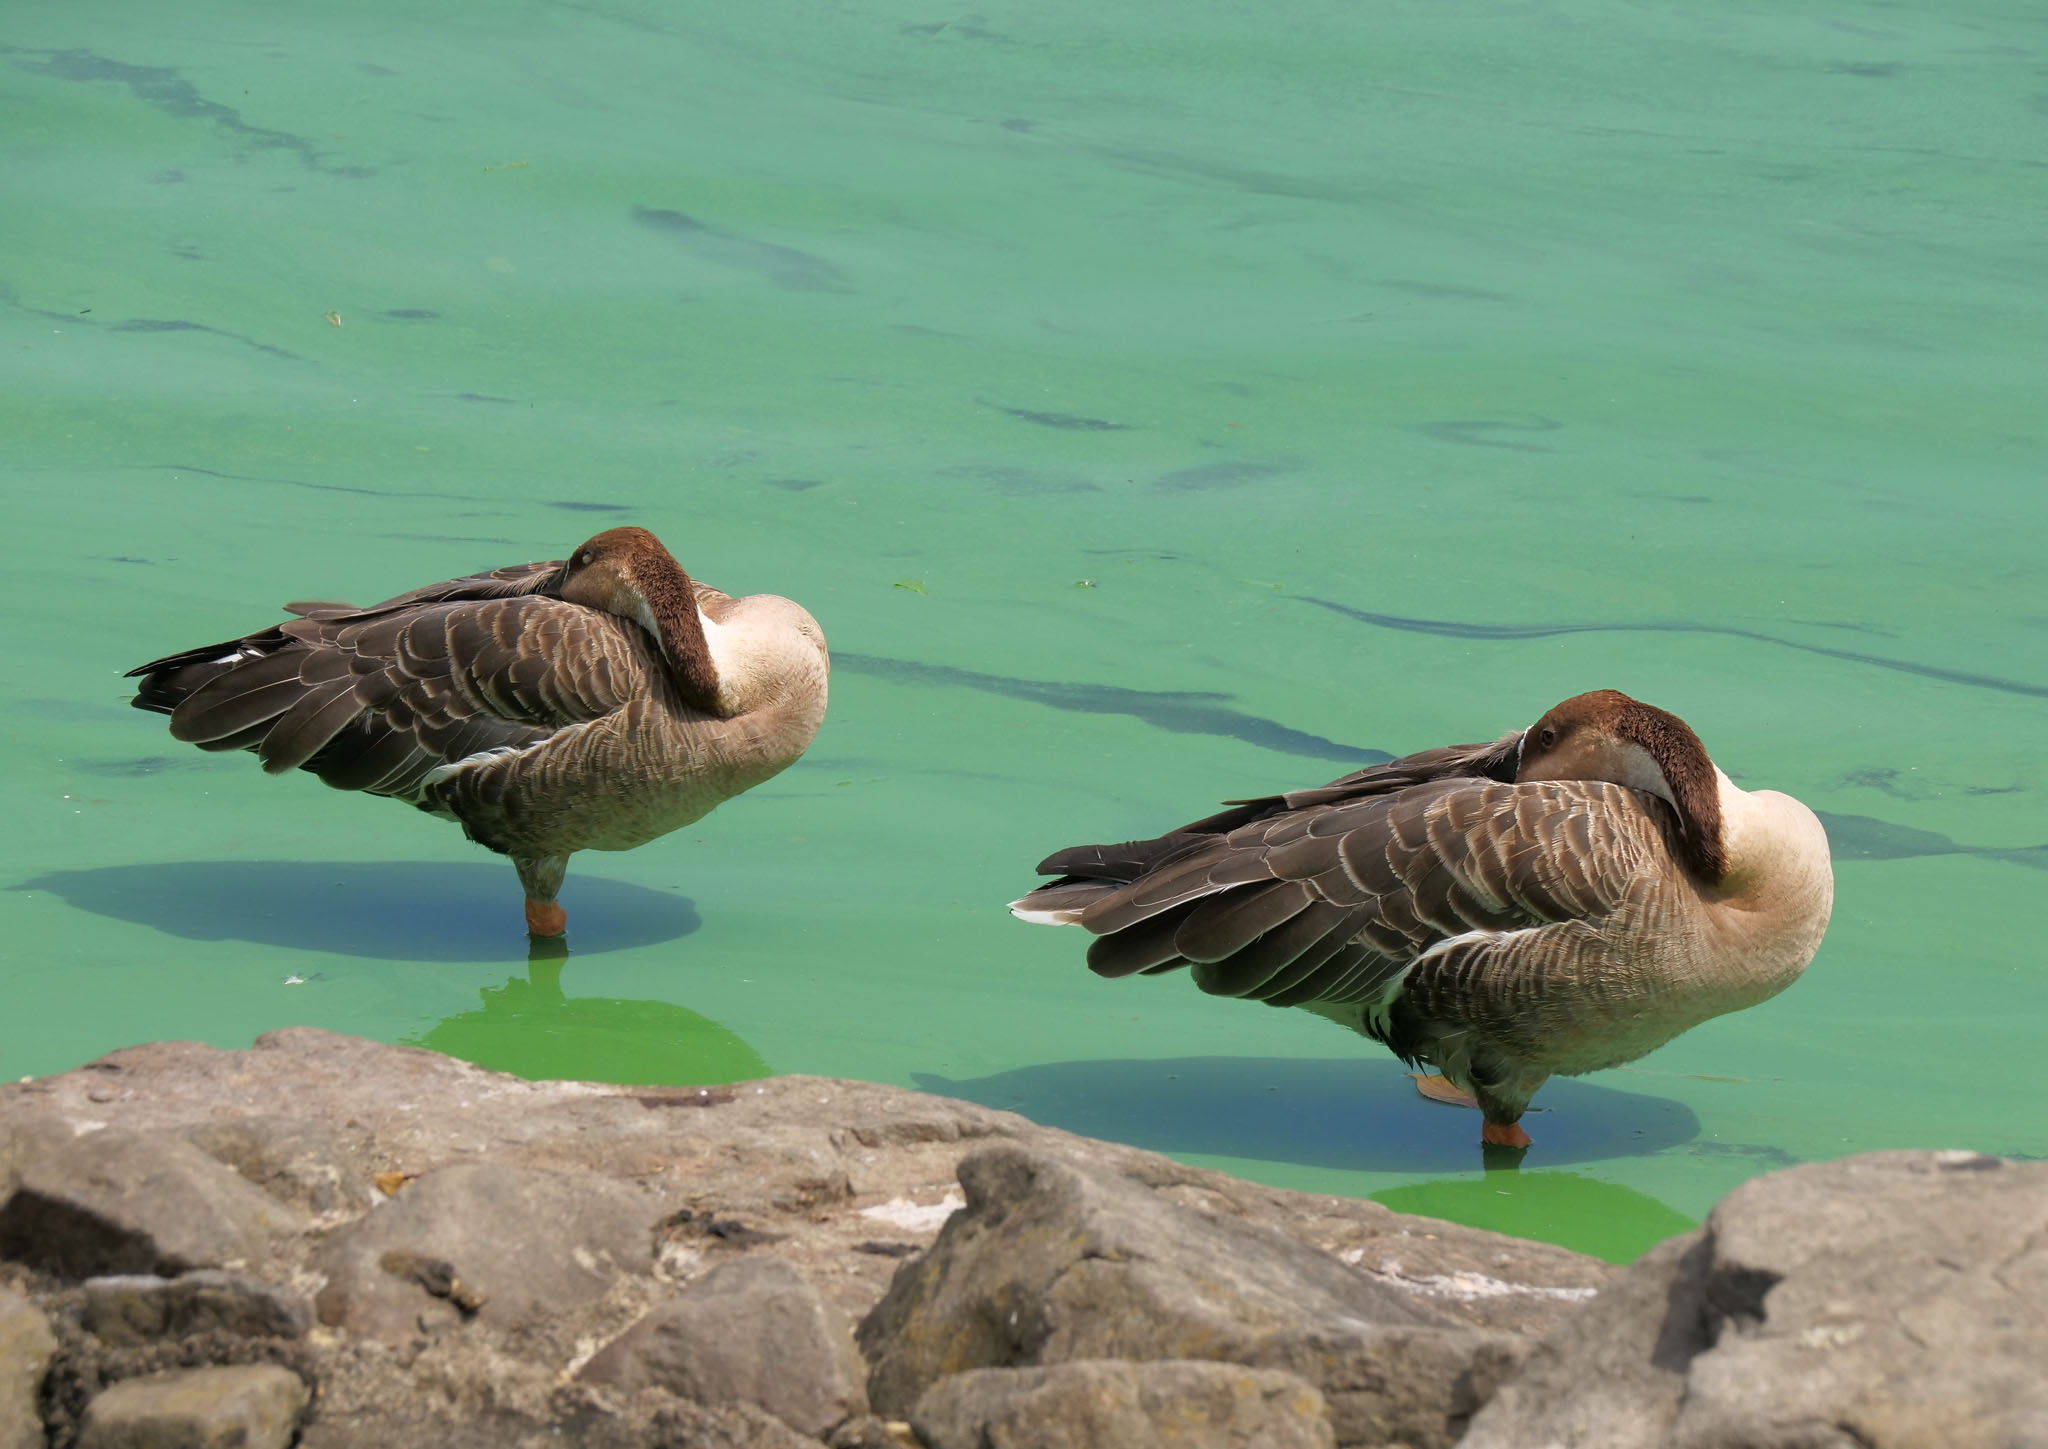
[1539,726,1558,748]
[578,551,594,566]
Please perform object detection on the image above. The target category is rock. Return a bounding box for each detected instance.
[0,1130,306,1279]
[77,1363,308,1449]
[0,1031,1613,1449]
[0,1288,57,1449]
[7,1030,1610,1332]
[311,1161,656,1346]
[826,1416,918,1449]
[859,1144,1522,1448]
[0,1111,73,1198]
[1454,1228,1707,1449]
[1461,1149,2048,1449]
[84,1271,313,1346]
[639,1396,832,1449]
[581,1255,867,1437]
[298,1390,825,1449]
[912,1360,1335,1449]
[183,1116,368,1216]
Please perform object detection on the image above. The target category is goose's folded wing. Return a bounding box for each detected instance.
[1033,734,1525,884]
[153,594,654,798]
[287,557,568,619]
[129,559,572,682]
[1076,777,1665,1012]
[1188,733,1525,831]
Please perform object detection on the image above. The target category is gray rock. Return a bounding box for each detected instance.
[0,1110,73,1199]
[0,1288,57,1449]
[0,1130,306,1279]
[859,1144,1521,1448]
[311,1161,656,1345]
[298,1392,826,1449]
[183,1116,367,1216]
[913,1360,1335,1449]
[3,1029,1607,1334]
[581,1255,867,1437]
[77,1363,309,1449]
[85,1270,313,1346]
[1454,1229,1709,1449]
[1461,1150,2048,1449]
[634,1396,834,1449]
[0,1030,1610,1448]
[826,1416,917,1449]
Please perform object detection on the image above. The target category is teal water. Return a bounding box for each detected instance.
[5,1,2044,1263]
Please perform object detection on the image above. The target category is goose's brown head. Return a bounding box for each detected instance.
[1516,689,1728,880]
[553,527,683,616]
[553,526,719,705]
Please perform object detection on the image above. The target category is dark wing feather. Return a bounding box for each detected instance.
[128,557,651,803]
[288,557,567,618]
[1029,734,1522,885]
[1025,770,1663,1022]
[277,596,644,791]
[166,652,313,744]
[255,679,363,774]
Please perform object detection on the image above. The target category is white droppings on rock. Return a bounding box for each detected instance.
[73,1119,108,1135]
[860,1190,964,1233]
[1355,1257,1599,1303]
[656,1241,705,1282]
[1797,1322,1865,1350]
[562,1332,606,1379]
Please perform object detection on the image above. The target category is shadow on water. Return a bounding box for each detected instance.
[1299,595,2048,701]
[11,861,700,962]
[915,1055,1700,1175]
[411,944,769,1085]
[839,653,1388,765]
[1816,812,2048,871]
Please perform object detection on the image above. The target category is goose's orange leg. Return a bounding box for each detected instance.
[524,899,567,938]
[515,853,571,939]
[1412,1072,1534,1148]
[1481,1120,1532,1150]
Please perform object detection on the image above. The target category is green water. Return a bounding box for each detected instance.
[5,1,2043,1264]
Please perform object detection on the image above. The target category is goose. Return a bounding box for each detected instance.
[1009,690,1832,1148]
[127,527,829,938]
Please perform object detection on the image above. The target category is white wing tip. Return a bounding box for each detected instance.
[1009,900,1084,927]
[422,744,524,789]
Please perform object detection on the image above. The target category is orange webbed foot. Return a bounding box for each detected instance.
[1411,1073,1480,1109]
[1480,1120,1532,1150]
[524,900,567,938]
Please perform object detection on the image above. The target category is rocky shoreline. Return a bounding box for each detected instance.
[0,1029,2039,1447]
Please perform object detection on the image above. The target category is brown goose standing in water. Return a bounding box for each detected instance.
[1010,690,1832,1148]
[128,527,829,938]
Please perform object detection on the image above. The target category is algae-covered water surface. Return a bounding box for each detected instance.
[5,0,2043,1263]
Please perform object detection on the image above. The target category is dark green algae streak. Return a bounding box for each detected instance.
[3,0,2045,1263]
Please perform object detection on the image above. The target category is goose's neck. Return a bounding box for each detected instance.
[1708,768,1833,910]
[625,553,724,713]
[1692,768,1834,1002]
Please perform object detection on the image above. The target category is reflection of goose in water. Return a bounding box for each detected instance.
[1012,690,1832,1150]
[1371,1171,1696,1265]
[126,527,828,938]
[413,945,769,1086]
